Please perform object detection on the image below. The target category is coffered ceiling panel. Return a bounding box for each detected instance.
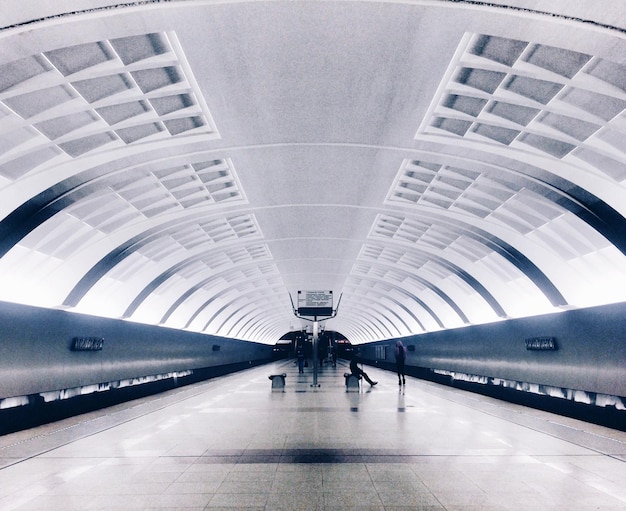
[0,1,624,344]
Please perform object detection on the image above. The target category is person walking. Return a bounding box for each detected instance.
[395,340,407,385]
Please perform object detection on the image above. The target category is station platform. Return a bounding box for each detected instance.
[0,359,625,510]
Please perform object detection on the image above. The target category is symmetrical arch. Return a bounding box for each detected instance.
[0,1,625,343]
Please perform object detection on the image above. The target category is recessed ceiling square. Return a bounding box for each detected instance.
[472,123,520,145]
[150,94,194,115]
[110,33,170,65]
[72,74,134,103]
[97,101,151,125]
[456,68,506,94]
[586,58,626,93]
[59,131,117,156]
[524,44,591,78]
[488,101,539,126]
[45,42,112,76]
[504,75,563,104]
[0,55,49,93]
[116,122,163,143]
[537,112,599,141]
[560,87,626,121]
[164,116,204,135]
[4,85,74,118]
[131,67,182,93]
[444,94,488,117]
[518,133,575,158]
[35,111,98,140]
[433,117,472,136]
[470,35,527,66]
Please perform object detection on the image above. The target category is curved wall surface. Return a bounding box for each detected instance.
[1,300,624,421]
[358,302,626,399]
[0,301,272,401]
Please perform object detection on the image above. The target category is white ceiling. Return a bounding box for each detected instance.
[0,1,625,343]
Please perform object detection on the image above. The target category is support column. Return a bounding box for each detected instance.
[312,318,320,387]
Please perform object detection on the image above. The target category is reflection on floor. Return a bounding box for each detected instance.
[1,359,625,510]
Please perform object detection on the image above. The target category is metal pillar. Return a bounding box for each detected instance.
[312,318,320,387]
[289,292,343,389]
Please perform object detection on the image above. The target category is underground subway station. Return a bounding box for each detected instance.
[0,2,625,510]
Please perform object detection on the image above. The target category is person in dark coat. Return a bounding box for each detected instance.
[395,340,407,385]
[349,353,377,386]
[296,342,306,373]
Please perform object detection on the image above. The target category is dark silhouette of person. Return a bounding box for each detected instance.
[394,340,407,385]
[296,342,305,373]
[350,353,377,386]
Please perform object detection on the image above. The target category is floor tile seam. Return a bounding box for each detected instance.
[26,451,615,461]
[195,408,414,414]
[12,373,238,430]
[3,360,620,473]
[364,463,445,505]
[414,377,615,430]
[529,453,623,460]
[412,379,626,455]
[35,452,606,467]
[77,359,291,417]
[0,363,287,467]
[0,378,223,450]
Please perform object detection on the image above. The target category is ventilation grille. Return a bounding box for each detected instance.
[418,33,626,181]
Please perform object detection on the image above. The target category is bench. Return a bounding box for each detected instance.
[268,373,287,390]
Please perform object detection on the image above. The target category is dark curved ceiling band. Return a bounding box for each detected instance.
[1,1,624,344]
[3,0,625,35]
[128,243,477,326]
[364,242,507,317]
[122,248,267,318]
[409,154,626,258]
[3,173,570,313]
[178,275,284,329]
[0,148,619,315]
[347,275,446,329]
[388,210,569,307]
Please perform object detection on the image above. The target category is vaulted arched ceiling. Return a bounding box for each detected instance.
[0,1,625,344]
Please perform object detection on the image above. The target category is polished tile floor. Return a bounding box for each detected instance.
[0,359,625,510]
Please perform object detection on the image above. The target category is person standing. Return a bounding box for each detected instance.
[296,342,306,373]
[395,340,407,385]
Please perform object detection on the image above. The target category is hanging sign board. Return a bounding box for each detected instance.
[297,290,333,317]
